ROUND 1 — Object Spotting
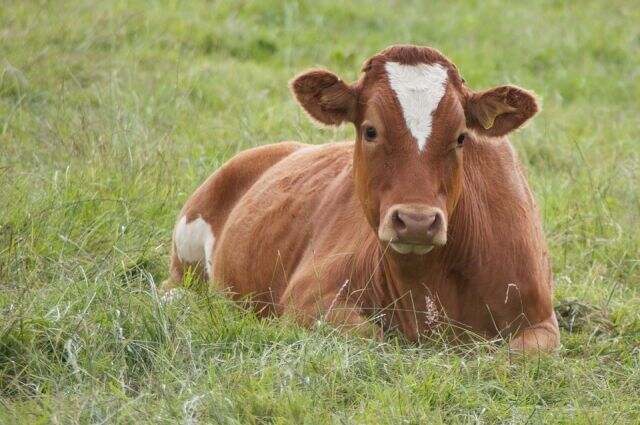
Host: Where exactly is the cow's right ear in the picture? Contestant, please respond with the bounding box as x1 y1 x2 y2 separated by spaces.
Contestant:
290 69 357 126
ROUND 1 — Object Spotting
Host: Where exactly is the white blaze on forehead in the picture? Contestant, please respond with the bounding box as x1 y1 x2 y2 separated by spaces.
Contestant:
174 215 215 278
384 61 449 152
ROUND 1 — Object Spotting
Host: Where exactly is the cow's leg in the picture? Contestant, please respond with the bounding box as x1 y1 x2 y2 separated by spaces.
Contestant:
284 301 381 339
321 303 383 339
281 277 381 339
508 312 560 353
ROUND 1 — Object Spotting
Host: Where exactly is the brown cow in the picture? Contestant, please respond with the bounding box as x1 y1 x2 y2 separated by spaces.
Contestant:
163 45 560 352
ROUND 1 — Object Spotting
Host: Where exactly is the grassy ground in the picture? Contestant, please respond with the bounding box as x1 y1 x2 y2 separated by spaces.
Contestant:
1 0 639 423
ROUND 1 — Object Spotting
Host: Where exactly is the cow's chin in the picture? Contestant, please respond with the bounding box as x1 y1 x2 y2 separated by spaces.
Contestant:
387 242 434 255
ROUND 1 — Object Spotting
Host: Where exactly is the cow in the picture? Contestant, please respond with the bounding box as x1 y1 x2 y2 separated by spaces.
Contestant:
163 45 560 352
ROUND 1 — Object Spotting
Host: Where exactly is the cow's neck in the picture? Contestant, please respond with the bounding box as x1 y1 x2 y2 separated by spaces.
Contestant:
347 224 452 339
356 178 491 339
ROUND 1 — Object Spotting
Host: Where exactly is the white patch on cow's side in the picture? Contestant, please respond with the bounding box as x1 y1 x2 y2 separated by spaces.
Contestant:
174 215 215 278
384 61 448 152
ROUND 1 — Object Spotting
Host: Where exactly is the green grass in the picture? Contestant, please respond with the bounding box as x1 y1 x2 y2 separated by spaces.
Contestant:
1 0 639 423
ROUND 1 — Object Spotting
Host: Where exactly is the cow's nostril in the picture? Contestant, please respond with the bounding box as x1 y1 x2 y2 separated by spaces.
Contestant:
392 210 407 233
428 213 441 233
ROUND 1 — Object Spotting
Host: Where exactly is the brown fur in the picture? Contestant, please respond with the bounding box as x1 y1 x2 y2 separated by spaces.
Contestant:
165 45 560 352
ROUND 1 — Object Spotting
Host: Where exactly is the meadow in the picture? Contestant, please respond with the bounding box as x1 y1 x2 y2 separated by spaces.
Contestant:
1 0 639 423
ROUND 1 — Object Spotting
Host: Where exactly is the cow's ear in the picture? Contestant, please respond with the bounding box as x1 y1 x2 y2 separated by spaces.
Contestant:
290 69 357 126
465 85 538 137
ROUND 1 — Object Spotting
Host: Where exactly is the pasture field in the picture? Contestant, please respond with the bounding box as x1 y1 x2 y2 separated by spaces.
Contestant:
1 0 639 423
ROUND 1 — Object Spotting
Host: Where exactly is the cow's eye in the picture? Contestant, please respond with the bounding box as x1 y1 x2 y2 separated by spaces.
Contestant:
364 126 378 141
457 133 466 146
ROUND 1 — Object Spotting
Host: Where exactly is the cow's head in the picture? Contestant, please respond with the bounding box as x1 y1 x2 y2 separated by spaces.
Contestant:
291 45 538 256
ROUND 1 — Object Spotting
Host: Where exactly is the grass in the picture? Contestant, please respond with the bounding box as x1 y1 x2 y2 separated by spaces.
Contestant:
1 0 639 423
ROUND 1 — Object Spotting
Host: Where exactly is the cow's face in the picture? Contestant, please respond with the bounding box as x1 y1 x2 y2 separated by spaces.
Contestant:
292 45 538 256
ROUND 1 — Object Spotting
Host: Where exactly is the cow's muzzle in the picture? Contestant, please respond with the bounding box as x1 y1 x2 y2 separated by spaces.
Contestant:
378 204 447 255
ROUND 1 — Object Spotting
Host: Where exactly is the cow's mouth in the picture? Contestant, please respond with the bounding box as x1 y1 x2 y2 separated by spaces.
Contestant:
388 241 434 255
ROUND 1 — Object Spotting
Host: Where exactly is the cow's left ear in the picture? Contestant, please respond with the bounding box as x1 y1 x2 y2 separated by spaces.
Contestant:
290 69 357 126
465 85 539 137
